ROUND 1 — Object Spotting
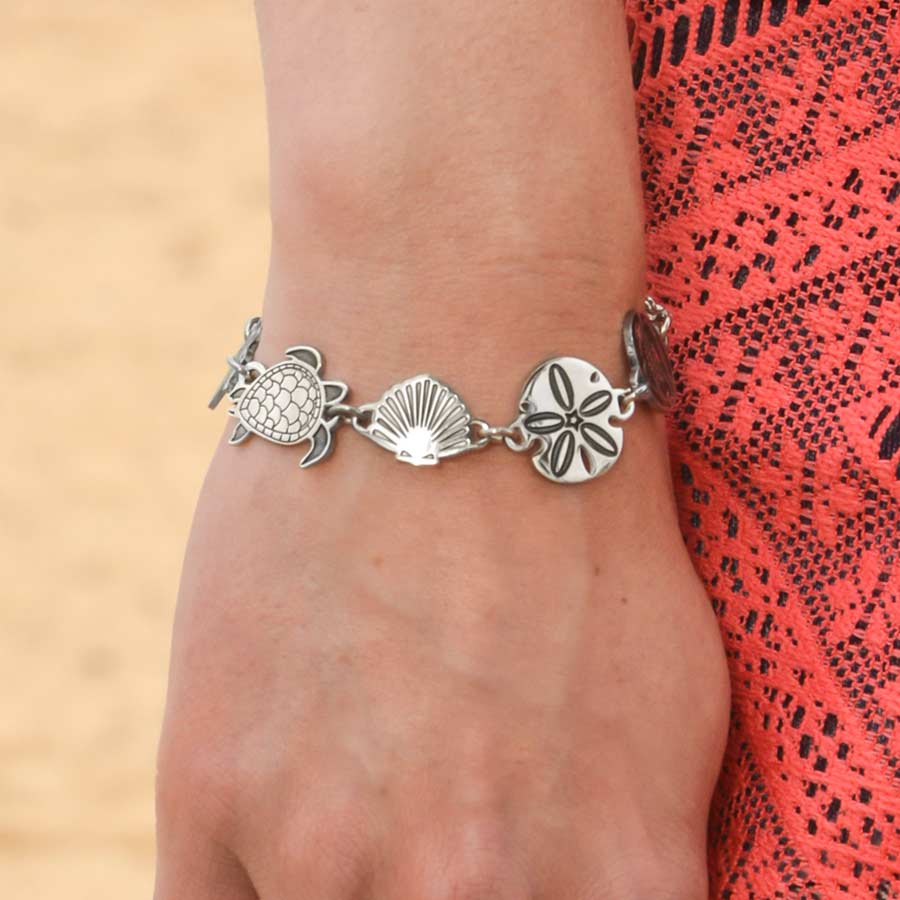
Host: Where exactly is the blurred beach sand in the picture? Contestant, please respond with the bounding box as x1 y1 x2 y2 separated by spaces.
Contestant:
1 3 268 895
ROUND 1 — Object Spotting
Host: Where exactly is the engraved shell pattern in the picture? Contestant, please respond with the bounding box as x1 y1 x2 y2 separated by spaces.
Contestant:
359 375 472 465
238 361 324 444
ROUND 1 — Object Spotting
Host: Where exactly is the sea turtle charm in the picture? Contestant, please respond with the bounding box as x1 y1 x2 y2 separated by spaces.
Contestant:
227 346 348 468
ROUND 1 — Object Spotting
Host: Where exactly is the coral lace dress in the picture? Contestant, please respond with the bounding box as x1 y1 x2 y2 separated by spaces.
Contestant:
628 0 900 895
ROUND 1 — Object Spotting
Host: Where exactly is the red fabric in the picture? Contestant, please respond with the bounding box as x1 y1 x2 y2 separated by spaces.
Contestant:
627 0 900 896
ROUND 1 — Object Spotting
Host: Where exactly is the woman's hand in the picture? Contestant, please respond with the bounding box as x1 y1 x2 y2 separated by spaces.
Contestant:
156 425 729 899
156 1 730 896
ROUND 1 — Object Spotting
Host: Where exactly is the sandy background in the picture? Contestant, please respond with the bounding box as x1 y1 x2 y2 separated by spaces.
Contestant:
1 2 268 895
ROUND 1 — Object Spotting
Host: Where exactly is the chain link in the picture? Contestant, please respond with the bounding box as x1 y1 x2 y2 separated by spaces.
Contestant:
469 419 534 453
329 402 369 424
614 387 639 420
644 295 671 339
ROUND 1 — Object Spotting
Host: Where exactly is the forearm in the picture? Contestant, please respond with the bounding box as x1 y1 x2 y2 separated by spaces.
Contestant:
255 0 647 418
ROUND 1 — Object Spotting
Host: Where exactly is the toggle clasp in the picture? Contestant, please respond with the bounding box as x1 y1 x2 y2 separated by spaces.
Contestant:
208 316 263 409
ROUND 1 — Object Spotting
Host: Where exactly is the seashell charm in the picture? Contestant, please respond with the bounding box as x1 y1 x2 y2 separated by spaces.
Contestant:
354 374 474 466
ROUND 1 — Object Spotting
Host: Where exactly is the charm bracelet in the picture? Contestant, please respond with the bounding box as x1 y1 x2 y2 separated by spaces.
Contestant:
208 297 677 485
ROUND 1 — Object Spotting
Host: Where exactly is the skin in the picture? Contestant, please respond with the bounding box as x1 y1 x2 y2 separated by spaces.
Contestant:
155 2 732 898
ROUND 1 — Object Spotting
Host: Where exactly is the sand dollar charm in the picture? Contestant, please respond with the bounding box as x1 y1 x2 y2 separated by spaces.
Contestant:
227 346 348 468
515 357 627 484
623 310 677 411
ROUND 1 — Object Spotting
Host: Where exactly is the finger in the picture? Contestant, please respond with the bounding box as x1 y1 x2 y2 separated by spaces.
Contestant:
531 822 709 900
243 793 375 900
154 751 258 900
377 817 531 900
155 834 258 900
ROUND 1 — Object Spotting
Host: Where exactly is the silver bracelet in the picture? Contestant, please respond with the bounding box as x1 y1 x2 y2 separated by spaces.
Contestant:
208 296 676 485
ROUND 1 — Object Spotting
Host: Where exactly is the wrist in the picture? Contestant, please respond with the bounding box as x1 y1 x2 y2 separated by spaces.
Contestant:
255 0 648 425
259 253 649 425
220 289 679 528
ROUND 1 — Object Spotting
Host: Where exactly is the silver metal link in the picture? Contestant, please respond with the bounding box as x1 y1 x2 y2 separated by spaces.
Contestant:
469 419 536 453
644 295 671 340
329 402 369 423
502 422 538 453
470 419 512 446
467 419 491 450
614 387 640 420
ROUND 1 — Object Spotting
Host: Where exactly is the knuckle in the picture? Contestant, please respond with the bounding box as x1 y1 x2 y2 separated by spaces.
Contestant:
573 844 708 900
422 869 513 900
155 739 240 831
274 797 371 890
410 817 527 900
